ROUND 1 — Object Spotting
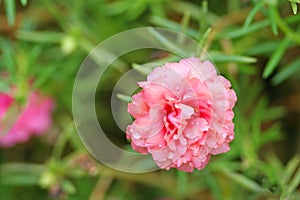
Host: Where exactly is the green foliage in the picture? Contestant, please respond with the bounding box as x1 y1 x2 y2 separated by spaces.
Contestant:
0 0 299 199
263 37 290 78
289 0 300 14
272 57 300 84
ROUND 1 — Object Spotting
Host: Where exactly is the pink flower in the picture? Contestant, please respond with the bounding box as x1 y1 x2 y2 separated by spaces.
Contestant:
126 57 237 172
0 90 54 148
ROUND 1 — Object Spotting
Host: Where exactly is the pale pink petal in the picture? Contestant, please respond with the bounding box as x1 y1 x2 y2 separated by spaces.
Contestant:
126 57 237 172
0 90 54 148
128 92 149 118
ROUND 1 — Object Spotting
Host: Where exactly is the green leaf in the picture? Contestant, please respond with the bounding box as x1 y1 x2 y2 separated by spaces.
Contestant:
273 6 300 45
149 0 166 18
225 14 300 39
245 41 280 56
257 124 282 148
170 0 218 23
0 173 41 186
286 167 300 195
150 16 199 39
263 37 290 78
281 156 300 198
291 2 298 14
0 39 16 75
104 0 129 16
289 0 300 14
272 58 300 85
132 63 153 75
116 93 131 103
16 30 64 43
20 0 27 6
208 52 257 63
0 163 44 186
262 106 286 121
33 63 58 88
4 0 16 26
0 163 44 174
243 0 265 29
226 20 270 39
281 156 300 185
223 170 269 193
126 0 147 20
147 27 189 57
267 4 278 35
199 0 208 34
199 28 211 47
62 179 77 195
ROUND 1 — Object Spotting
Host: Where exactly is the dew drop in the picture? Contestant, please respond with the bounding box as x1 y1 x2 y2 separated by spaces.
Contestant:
133 132 141 139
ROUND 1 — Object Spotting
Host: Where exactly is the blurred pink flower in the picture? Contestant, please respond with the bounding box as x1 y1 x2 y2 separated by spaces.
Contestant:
126 57 237 172
0 90 54 148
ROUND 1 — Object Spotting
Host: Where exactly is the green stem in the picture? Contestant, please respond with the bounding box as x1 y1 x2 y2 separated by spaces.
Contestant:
52 121 74 159
199 0 208 35
176 171 188 199
177 10 191 45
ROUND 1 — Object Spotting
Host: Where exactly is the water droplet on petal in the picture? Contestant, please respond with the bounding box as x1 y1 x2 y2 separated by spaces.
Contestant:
133 132 141 139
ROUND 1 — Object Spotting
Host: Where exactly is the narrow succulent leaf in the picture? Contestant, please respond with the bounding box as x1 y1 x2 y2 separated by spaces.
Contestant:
243 0 265 29
272 58 300 85
268 4 278 35
4 0 16 25
20 0 27 6
263 37 290 78
223 170 269 193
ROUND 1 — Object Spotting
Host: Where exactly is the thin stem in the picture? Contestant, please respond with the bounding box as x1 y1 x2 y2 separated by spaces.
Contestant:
176 171 188 199
89 174 114 200
52 120 74 159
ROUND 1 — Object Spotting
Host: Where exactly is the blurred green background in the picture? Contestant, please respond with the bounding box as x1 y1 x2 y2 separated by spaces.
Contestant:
0 0 300 199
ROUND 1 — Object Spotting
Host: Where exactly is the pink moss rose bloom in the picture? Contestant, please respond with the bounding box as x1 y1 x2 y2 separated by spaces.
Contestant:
126 57 237 172
0 90 54 148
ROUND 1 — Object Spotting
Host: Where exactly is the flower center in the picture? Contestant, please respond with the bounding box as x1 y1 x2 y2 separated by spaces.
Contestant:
163 99 195 142
163 102 179 130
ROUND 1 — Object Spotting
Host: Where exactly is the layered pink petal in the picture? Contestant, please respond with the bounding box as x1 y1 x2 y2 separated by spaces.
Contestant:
0 91 54 148
126 57 237 172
